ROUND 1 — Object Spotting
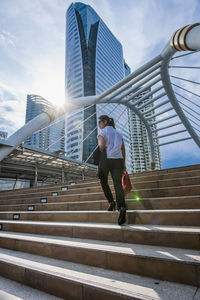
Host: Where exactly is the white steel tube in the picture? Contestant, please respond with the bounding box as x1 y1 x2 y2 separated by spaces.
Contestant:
185 25 200 50
0 113 51 161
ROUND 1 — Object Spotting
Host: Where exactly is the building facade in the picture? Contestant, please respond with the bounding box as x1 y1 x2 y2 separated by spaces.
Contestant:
24 94 65 152
128 89 162 172
0 131 8 139
65 2 133 171
123 64 162 172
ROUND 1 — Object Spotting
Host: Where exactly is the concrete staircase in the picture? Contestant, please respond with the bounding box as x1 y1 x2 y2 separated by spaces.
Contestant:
0 165 199 300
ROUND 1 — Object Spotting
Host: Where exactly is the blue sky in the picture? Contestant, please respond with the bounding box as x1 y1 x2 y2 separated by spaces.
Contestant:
0 0 199 168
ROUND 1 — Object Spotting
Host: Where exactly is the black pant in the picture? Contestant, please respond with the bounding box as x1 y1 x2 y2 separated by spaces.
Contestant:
99 159 126 210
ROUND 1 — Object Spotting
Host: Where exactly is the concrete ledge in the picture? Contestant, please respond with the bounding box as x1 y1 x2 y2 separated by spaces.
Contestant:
0 164 199 195
0 221 199 250
0 247 198 300
0 183 200 206
0 196 200 212
0 275 61 299
0 172 200 202
0 209 199 225
0 231 199 286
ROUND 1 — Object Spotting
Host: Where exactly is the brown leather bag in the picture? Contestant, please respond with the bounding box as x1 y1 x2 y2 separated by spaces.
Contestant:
122 171 132 195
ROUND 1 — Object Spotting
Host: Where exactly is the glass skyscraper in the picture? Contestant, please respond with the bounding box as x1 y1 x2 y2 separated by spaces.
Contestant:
65 2 133 171
128 90 162 172
24 95 65 152
123 65 162 172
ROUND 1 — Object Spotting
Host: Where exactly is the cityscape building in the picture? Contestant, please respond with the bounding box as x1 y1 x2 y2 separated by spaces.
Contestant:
124 66 162 172
24 94 65 152
65 2 133 171
0 131 8 139
128 91 162 172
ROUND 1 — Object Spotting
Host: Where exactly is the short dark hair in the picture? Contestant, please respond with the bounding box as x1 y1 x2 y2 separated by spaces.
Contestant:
99 115 115 128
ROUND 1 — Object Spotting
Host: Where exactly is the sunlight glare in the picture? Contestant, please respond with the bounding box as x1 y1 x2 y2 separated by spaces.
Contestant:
32 69 66 108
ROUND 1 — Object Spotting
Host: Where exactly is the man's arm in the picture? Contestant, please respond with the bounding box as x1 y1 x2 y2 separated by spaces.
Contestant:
98 135 106 152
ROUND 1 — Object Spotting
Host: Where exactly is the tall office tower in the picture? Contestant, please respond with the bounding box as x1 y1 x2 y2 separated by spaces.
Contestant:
124 64 162 172
24 95 65 152
0 131 8 139
65 2 133 171
128 90 162 172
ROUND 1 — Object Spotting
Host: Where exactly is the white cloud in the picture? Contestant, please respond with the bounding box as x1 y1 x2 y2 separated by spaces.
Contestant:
0 0 69 133
0 82 25 135
0 30 16 49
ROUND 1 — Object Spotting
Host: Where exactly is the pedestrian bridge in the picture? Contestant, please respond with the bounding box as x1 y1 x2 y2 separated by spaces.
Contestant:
0 23 200 186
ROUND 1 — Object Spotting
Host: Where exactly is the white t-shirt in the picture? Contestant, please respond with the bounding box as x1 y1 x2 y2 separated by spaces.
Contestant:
98 126 123 159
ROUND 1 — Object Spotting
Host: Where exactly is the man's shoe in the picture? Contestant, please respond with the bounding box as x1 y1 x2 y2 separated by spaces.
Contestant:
107 201 116 211
118 207 126 225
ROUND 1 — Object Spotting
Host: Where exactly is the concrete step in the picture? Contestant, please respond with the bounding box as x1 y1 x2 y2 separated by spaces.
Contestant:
131 184 200 198
132 176 200 189
0 195 200 212
0 178 98 195
0 220 199 250
127 209 200 226
0 209 199 226
0 165 199 198
133 164 200 176
131 169 200 182
0 275 62 299
0 183 200 206
0 180 102 199
127 196 200 210
0 248 198 300
0 191 107 205
0 200 105 212
0 185 104 201
1 174 199 201
0 232 199 286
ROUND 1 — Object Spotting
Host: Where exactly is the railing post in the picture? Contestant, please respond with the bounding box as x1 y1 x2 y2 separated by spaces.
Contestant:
62 165 65 183
34 165 38 187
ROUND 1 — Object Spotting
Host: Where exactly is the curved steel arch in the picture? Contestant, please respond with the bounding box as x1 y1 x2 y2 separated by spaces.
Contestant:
160 24 200 148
